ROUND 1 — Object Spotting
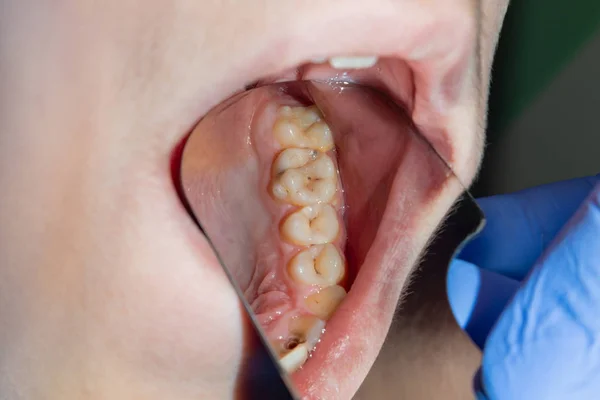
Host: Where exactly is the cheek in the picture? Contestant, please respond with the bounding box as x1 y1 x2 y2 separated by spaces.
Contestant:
88 245 245 391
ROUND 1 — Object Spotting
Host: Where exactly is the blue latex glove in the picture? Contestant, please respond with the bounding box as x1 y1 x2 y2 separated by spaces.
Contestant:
446 174 600 400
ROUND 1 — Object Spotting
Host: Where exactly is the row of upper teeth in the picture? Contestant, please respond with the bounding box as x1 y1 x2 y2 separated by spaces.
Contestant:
269 105 348 374
311 56 379 69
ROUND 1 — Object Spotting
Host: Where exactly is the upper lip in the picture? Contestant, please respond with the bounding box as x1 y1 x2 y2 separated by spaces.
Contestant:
184 4 476 398
210 1 472 116
196 2 474 181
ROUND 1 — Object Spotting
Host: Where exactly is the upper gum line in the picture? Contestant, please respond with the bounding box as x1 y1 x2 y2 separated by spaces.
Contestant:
263 104 348 374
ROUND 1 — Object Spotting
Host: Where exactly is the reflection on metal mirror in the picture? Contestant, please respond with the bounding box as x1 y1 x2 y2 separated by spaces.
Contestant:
179 81 484 399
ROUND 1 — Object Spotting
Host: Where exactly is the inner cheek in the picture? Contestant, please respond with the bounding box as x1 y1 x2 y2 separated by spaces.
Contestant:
318 92 412 284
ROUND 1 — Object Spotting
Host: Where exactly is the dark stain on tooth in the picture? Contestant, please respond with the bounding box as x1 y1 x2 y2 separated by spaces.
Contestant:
284 332 309 351
284 337 300 351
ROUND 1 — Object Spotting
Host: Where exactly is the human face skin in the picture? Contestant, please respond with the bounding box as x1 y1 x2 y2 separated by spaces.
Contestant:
0 1 509 399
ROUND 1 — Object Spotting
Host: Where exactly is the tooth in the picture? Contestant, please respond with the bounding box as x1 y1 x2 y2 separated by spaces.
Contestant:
273 106 334 152
329 56 378 69
272 316 324 359
271 148 337 206
289 315 326 351
270 338 289 357
280 204 339 246
288 244 344 286
276 316 326 373
279 343 309 374
305 285 347 321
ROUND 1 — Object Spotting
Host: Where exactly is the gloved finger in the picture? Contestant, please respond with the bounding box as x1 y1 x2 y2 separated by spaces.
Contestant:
459 174 599 280
446 259 520 349
479 183 600 400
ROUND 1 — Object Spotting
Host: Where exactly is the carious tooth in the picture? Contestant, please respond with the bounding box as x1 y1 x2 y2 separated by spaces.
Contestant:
271 315 324 360
328 56 378 69
305 285 347 321
271 148 337 206
288 244 344 286
289 314 326 351
281 204 339 246
270 338 289 357
274 106 334 152
279 343 309 374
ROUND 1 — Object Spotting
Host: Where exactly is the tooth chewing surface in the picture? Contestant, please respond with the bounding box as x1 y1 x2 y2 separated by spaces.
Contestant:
288 244 344 286
281 204 340 246
288 315 326 351
273 106 334 152
279 344 309 374
263 104 347 374
271 148 337 205
305 285 347 321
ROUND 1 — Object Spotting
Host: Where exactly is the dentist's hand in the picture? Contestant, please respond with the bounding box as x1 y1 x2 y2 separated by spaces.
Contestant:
447 174 600 400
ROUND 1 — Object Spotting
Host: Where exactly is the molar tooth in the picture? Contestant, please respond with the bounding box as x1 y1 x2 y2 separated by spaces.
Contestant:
279 343 309 374
271 149 337 206
273 106 334 152
280 204 339 246
288 244 344 286
329 56 378 69
305 285 347 321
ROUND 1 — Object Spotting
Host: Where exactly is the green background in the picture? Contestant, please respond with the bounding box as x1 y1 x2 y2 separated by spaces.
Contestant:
472 1 600 196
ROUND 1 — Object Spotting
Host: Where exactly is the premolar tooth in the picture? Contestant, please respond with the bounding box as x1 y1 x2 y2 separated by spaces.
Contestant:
289 315 326 351
271 148 337 206
279 344 309 374
270 338 289 358
273 106 334 152
288 244 344 286
281 204 339 246
305 285 347 320
329 56 378 69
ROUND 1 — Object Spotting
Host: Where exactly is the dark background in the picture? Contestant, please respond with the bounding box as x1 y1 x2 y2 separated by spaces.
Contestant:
472 1 600 197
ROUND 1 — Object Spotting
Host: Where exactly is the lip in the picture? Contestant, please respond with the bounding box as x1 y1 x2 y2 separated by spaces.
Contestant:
270 84 464 399
180 82 467 399
192 1 476 172
179 3 479 398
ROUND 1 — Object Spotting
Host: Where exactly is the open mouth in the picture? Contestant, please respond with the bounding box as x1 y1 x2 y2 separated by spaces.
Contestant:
179 55 470 398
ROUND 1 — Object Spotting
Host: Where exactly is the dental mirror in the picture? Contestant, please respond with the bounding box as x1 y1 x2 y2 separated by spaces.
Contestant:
179 80 484 399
